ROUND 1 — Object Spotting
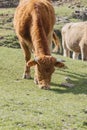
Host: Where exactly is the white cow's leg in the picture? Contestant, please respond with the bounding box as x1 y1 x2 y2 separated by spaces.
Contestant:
20 41 31 79
81 53 84 61
62 33 70 58
80 44 87 61
73 52 79 60
64 49 70 57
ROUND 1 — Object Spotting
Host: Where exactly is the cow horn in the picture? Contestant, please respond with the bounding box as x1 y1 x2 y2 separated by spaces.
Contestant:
34 57 39 62
57 59 65 62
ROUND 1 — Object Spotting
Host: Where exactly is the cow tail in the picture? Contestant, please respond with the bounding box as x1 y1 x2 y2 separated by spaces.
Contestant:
52 31 62 53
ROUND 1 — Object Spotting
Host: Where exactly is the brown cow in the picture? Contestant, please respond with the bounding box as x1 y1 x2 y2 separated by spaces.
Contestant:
14 0 65 89
62 22 87 61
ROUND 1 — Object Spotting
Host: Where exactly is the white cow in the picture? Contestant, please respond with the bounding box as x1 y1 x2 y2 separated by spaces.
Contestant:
62 22 87 61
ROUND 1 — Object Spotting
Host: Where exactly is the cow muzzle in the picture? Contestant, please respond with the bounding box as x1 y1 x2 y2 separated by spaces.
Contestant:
39 84 50 90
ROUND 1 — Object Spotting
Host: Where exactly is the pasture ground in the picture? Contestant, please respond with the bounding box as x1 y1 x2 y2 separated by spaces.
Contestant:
0 47 87 130
0 1 87 129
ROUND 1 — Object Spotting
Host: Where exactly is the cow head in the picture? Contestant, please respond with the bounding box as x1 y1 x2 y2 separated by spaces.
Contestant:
27 55 66 89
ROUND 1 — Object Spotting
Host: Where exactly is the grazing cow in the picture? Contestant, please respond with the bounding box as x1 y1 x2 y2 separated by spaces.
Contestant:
14 0 65 89
62 22 87 61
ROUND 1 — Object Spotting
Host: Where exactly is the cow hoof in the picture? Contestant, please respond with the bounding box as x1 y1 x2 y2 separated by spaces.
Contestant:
52 48 58 53
22 74 31 79
34 79 38 84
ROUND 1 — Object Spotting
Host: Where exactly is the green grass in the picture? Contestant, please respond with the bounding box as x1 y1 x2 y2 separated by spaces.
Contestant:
0 47 87 130
54 5 77 30
0 8 20 48
0 2 87 129
54 5 74 17
54 0 87 30
0 8 15 15
77 0 87 5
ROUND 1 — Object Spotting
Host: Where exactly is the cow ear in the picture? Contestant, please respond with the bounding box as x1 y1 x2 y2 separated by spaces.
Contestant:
27 60 37 67
54 61 65 68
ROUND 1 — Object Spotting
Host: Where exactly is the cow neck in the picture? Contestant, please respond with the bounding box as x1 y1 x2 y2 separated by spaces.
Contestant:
30 6 51 56
31 23 51 56
32 31 51 56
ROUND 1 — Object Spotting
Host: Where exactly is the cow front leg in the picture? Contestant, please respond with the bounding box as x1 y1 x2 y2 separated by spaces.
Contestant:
23 59 31 79
73 52 79 60
34 66 38 84
20 42 31 79
62 38 70 57
64 49 70 57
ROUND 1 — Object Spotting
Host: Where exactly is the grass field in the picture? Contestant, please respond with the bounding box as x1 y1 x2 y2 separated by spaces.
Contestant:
0 1 87 129
0 47 87 130
0 8 19 48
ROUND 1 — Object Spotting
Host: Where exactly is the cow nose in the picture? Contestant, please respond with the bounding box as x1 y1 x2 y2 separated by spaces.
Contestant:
39 85 50 90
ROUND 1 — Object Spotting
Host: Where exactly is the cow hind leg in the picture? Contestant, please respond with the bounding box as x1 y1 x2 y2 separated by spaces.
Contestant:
47 32 53 53
80 42 87 61
20 41 31 79
80 44 87 61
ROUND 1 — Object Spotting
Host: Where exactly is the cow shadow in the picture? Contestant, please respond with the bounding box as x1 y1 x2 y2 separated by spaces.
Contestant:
50 70 87 95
